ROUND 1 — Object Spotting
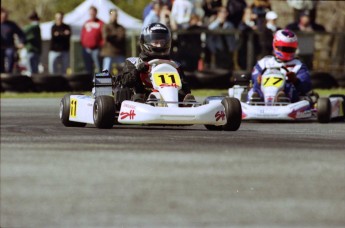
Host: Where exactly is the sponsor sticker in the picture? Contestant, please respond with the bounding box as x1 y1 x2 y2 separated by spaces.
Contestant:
215 111 225 121
120 110 136 120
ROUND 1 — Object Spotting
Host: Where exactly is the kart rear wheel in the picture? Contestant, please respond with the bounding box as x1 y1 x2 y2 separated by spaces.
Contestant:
60 94 87 127
317 97 331 123
93 95 115 129
222 97 242 131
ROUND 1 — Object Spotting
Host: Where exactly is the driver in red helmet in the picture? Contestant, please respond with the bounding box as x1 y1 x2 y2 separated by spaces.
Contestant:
118 22 194 102
249 29 312 102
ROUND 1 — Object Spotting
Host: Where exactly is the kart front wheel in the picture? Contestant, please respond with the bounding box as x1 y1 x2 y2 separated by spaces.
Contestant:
329 94 345 121
93 95 115 129
204 96 225 131
317 97 331 123
204 97 242 131
60 94 87 127
222 97 242 131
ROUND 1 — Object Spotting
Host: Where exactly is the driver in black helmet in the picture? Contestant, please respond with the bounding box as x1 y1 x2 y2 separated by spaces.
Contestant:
119 22 194 102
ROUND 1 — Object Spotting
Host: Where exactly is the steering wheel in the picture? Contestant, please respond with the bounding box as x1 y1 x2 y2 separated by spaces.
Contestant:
147 59 178 68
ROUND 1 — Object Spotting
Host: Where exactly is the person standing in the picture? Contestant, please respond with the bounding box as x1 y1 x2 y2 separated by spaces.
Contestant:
49 12 71 74
142 1 161 28
286 11 325 69
225 0 247 28
100 9 126 73
287 0 319 25
80 6 104 75
258 11 280 58
24 11 42 74
1 7 25 73
170 0 194 30
207 7 237 70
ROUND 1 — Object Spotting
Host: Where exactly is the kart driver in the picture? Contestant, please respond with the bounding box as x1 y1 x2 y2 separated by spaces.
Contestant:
118 22 195 103
249 29 312 102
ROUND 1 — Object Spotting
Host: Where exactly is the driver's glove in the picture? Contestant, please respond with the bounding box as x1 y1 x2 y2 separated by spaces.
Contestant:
257 74 262 84
137 62 149 73
286 72 298 84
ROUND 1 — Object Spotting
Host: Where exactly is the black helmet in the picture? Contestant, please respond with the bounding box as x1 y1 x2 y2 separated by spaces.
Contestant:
140 23 171 57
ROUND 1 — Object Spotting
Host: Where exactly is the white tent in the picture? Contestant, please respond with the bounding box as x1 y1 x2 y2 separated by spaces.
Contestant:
40 0 142 40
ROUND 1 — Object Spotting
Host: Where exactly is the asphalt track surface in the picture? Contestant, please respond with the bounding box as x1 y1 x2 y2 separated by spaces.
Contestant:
1 98 345 227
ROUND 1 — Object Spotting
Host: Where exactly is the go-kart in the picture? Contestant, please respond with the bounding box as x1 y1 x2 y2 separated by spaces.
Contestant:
228 67 344 123
60 59 242 130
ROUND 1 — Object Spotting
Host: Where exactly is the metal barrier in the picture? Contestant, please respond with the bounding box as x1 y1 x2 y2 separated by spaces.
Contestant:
39 30 344 86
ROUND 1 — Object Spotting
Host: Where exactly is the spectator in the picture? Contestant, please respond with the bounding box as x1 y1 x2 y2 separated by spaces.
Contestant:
170 0 194 30
80 6 104 75
286 11 325 32
24 11 42 75
49 12 71 74
177 14 204 71
258 11 280 57
1 7 25 73
237 7 261 70
287 0 319 24
143 0 156 21
100 9 126 73
143 1 161 28
286 11 325 69
160 3 172 29
202 0 222 24
250 0 271 31
192 0 205 21
207 6 237 70
225 0 247 28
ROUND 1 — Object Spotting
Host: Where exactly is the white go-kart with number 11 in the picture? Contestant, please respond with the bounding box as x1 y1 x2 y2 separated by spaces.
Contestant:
60 59 242 130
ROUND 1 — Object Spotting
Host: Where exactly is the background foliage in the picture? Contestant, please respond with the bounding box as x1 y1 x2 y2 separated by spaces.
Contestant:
1 0 151 26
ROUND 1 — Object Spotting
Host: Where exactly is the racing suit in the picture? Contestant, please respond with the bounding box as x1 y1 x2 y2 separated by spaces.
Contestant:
249 55 312 102
119 52 192 100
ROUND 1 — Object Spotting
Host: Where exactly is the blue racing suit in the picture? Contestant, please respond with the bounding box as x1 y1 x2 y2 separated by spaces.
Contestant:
249 55 312 102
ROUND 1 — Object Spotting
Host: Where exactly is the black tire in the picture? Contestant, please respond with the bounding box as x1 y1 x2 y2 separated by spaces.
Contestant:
317 97 331 123
221 97 242 131
194 69 231 89
204 97 242 131
311 72 339 89
31 74 69 92
93 96 115 129
1 73 34 92
204 124 223 131
64 73 93 91
59 94 87 127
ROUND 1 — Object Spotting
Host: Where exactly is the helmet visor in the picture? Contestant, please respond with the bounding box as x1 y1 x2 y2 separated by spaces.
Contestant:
144 33 170 47
275 46 296 53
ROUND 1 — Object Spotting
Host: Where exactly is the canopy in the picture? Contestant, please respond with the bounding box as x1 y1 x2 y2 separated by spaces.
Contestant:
40 0 142 40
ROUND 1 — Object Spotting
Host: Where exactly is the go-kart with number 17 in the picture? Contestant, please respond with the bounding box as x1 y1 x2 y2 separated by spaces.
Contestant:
228 67 344 123
60 59 242 130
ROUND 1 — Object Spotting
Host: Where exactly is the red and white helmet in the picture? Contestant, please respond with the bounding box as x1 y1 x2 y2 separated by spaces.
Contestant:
273 29 298 61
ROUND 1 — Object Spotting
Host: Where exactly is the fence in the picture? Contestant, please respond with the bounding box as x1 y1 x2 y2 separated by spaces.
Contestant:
33 30 345 88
